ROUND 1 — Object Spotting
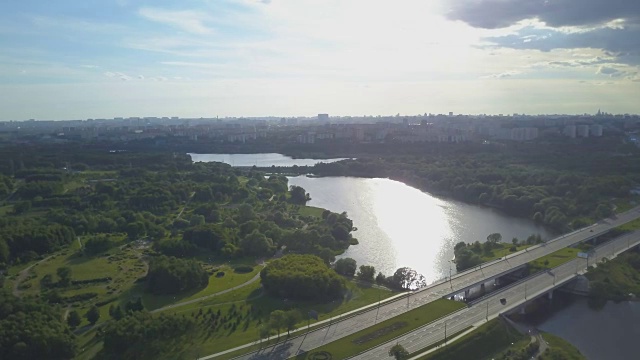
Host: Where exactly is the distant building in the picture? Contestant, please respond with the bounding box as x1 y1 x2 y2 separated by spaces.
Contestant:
318 114 329 121
510 127 539 141
590 124 603 137
448 112 454 117
563 125 576 138
576 125 590 138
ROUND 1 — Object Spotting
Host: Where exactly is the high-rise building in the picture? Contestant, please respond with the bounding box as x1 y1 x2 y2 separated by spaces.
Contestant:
318 114 329 121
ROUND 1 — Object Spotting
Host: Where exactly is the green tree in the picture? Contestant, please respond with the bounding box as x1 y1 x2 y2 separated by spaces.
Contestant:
487 233 502 244
67 310 81 329
284 309 302 336
357 265 376 282
86 305 100 325
56 267 72 287
389 344 409 360
335 257 357 276
269 310 285 339
289 185 310 205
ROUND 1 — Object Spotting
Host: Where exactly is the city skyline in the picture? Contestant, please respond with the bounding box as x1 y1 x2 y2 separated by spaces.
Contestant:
1 0 639 120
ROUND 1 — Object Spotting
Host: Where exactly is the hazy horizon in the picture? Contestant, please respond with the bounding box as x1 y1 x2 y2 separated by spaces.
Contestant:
1 0 639 120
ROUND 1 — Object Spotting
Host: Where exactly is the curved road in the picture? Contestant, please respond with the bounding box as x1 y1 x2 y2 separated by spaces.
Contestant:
211 206 640 360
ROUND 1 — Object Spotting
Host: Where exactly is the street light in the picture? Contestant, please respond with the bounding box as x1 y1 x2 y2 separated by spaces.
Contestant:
486 302 489 321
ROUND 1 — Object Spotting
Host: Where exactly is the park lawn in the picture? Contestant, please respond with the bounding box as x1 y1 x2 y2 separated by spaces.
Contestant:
141 264 263 311
480 244 531 262
529 247 579 272
421 318 526 360
296 205 325 218
17 243 146 327
173 281 396 357
540 332 585 360
297 299 465 360
0 204 11 216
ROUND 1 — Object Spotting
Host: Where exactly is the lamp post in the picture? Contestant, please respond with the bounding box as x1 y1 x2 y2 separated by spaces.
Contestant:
444 321 447 345
449 261 453 289
486 302 489 321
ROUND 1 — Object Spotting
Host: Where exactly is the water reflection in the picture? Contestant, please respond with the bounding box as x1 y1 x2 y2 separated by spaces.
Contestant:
188 153 348 167
288 176 553 283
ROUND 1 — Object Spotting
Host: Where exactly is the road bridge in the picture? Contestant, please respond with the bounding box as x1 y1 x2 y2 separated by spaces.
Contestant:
351 230 640 360
204 206 640 360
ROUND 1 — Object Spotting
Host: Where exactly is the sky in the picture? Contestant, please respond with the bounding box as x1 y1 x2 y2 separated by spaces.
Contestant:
1 0 639 120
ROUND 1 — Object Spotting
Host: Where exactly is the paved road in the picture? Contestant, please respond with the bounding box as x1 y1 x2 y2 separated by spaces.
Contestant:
208 206 640 360
357 230 640 360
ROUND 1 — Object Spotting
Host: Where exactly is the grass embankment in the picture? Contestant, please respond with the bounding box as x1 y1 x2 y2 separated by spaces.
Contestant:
75 279 396 359
585 252 640 303
295 299 465 360
617 217 640 232
539 332 585 360
420 318 527 360
529 247 579 272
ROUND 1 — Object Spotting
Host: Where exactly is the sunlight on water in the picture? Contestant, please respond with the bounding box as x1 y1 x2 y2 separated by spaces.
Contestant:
371 179 453 283
287 176 553 284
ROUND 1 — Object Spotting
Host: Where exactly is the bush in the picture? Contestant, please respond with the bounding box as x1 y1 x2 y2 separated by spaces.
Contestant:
234 265 254 274
260 255 345 301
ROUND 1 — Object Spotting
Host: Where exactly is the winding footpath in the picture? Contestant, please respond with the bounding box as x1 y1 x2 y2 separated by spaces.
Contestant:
151 269 264 313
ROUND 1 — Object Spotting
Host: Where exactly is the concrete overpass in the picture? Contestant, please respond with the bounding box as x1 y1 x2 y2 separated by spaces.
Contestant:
205 206 640 360
351 230 640 360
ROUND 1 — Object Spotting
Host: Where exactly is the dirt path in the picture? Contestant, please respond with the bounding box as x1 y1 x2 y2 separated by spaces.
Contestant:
12 255 53 297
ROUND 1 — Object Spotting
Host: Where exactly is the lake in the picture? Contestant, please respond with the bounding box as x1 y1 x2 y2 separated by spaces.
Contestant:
188 153 349 167
536 297 640 360
288 176 554 284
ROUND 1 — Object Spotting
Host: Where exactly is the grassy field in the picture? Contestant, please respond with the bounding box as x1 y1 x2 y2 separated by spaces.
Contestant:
539 332 585 360
295 299 466 360
141 264 263 310
156 280 396 357
421 318 527 360
296 205 325 218
529 247 579 272
480 243 531 263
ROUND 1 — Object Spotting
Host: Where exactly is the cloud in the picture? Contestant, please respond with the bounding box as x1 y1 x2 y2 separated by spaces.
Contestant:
138 7 214 34
597 65 623 76
138 75 145 80
104 71 132 81
447 0 640 29
483 25 640 66
81 65 100 69
480 70 522 79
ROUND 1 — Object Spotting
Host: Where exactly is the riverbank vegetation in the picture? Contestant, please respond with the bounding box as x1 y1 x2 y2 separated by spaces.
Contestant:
586 251 640 304
453 233 538 272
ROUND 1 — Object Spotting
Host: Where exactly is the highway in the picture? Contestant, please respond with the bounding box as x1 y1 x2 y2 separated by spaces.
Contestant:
354 229 640 360
207 206 640 360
